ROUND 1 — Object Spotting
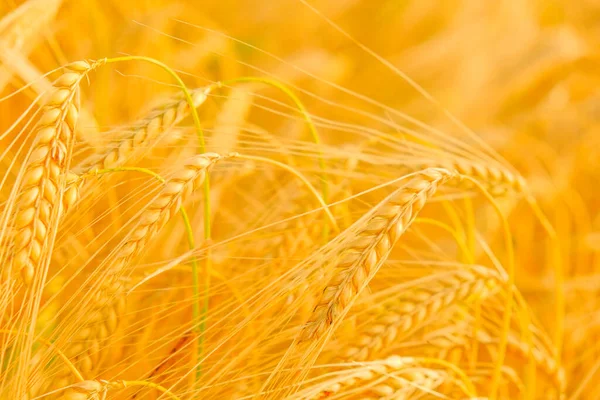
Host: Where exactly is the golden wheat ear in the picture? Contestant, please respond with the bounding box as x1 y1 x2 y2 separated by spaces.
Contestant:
11 60 101 286
299 168 457 342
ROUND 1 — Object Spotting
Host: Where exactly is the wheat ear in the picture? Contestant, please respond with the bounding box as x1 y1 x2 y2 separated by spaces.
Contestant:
12 60 100 285
75 87 212 174
341 266 501 362
300 168 457 342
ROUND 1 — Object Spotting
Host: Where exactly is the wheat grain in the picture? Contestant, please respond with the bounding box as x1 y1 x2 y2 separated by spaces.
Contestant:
299 168 457 342
11 60 101 285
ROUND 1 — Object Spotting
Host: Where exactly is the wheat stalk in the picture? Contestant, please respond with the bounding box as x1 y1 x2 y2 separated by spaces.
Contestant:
299 168 457 342
340 266 502 362
11 60 101 285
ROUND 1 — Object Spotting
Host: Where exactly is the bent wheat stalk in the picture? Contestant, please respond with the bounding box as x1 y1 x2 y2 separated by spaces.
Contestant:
11 60 101 285
300 168 458 342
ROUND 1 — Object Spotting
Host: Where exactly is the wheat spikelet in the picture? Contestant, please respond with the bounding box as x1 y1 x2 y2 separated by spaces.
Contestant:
75 87 212 174
11 60 101 285
51 152 230 388
300 168 457 342
439 159 525 195
340 266 502 362
475 296 564 393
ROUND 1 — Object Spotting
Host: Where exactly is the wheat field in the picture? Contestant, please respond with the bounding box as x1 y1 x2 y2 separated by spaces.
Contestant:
0 0 599 399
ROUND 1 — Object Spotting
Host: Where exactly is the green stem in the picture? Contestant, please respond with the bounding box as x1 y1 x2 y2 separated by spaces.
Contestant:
98 55 212 382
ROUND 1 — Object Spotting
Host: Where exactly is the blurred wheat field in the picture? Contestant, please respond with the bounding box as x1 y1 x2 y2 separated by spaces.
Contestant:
1 0 599 399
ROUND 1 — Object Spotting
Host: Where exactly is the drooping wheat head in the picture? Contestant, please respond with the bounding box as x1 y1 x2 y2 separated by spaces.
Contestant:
300 168 458 342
